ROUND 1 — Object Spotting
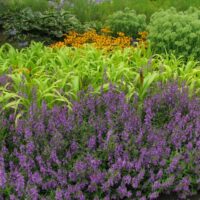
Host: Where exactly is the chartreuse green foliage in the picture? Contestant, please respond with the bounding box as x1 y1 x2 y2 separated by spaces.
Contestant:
148 8 200 60
106 8 146 37
0 43 200 112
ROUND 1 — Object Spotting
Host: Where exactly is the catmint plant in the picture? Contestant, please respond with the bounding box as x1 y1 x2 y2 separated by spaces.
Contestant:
0 83 200 199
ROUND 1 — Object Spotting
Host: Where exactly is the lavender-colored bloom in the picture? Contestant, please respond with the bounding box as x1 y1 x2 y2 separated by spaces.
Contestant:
64 191 71 199
197 140 200 149
70 140 78 152
106 129 113 142
69 171 77 182
0 155 6 188
90 172 105 184
86 155 101 170
159 159 166 166
140 197 147 200
26 141 35 154
135 161 142 171
149 192 159 199
132 177 139 189
76 192 85 200
156 169 163 179
31 172 42 184
75 161 87 172
167 155 181 173
12 171 25 196
0 83 200 199
117 185 132 198
88 136 96 149
88 183 97 192
136 191 142 197
9 195 17 200
17 154 27 168
138 169 145 181
55 189 63 200
0 75 12 86
28 187 38 200
25 128 32 139
122 175 131 185
104 196 110 200
50 150 61 165
0 166 6 188
186 142 193 150
152 181 161 190
175 177 190 192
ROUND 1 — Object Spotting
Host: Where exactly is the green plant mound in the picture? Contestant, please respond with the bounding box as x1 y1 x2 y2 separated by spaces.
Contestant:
1 8 82 40
106 8 146 37
148 7 200 60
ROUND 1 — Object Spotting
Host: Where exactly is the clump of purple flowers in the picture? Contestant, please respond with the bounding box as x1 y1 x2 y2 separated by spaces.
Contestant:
0 83 200 199
0 74 12 90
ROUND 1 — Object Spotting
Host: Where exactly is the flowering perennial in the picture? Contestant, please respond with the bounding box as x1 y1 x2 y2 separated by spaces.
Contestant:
0 83 200 199
50 29 147 50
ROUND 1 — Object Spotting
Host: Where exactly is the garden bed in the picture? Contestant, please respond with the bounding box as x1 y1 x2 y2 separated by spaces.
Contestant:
1 1 200 199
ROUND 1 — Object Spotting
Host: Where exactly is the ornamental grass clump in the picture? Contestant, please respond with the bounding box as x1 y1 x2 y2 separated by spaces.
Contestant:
0 83 200 199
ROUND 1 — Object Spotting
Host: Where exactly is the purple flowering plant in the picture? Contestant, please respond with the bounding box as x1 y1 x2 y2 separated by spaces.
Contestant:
0 82 200 199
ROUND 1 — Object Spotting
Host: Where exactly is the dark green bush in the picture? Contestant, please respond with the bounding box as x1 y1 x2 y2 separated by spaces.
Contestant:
105 8 146 37
2 8 82 40
148 7 200 59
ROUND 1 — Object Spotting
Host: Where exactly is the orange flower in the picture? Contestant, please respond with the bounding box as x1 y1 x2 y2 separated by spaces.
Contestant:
50 29 147 51
50 42 65 48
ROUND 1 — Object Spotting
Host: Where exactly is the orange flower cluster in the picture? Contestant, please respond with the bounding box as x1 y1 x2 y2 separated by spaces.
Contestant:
50 29 148 50
50 29 131 50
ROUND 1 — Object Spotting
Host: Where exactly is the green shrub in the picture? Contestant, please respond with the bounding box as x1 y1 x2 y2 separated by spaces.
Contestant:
2 8 82 39
106 8 146 37
148 7 200 59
